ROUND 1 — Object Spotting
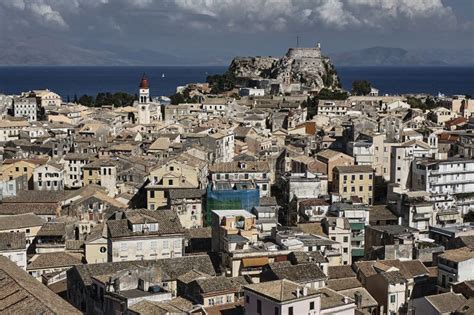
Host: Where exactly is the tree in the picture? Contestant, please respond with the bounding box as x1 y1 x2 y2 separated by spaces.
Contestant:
206 70 236 94
352 80 372 96
77 95 94 107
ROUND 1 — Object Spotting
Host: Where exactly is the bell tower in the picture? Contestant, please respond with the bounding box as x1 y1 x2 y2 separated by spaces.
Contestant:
138 74 151 124
139 73 150 104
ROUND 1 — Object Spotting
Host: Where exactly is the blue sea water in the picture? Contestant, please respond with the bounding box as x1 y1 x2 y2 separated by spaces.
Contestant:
0 66 472 98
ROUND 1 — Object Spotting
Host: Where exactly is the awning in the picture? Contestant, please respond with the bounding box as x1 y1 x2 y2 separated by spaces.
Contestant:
242 257 269 268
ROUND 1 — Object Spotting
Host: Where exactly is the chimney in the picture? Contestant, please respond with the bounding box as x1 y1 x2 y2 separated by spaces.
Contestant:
354 291 362 308
303 287 308 296
296 288 301 298
343 296 350 304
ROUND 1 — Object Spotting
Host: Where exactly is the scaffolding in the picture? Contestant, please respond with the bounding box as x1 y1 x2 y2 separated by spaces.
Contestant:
205 183 260 225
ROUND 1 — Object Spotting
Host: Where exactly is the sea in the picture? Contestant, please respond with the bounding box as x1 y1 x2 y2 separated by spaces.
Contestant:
0 66 472 99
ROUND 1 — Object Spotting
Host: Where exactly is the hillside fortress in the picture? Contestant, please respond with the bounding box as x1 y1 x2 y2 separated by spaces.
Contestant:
229 43 340 94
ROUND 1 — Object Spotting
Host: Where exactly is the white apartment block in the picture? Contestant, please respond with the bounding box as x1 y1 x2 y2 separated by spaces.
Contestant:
317 100 349 117
13 97 37 121
412 158 474 215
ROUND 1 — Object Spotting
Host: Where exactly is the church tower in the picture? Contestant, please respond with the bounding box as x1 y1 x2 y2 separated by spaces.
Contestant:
138 74 151 124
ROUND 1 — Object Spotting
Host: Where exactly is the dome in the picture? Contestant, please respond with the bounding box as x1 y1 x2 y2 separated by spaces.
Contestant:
139 74 149 89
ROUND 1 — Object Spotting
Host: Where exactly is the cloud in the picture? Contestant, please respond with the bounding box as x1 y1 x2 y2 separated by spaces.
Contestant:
29 1 68 28
171 0 457 31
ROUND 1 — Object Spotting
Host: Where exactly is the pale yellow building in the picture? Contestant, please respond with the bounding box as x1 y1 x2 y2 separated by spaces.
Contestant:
0 159 46 189
333 165 374 205
82 160 117 196
146 160 201 210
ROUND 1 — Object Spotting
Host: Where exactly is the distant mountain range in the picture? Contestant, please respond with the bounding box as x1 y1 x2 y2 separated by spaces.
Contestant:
1 38 473 67
0 36 201 66
330 46 474 66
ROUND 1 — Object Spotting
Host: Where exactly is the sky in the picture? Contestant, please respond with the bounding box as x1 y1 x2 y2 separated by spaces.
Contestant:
0 0 473 64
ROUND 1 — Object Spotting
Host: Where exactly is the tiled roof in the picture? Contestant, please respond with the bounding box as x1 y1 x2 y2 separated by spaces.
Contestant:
0 232 26 251
168 188 204 200
37 222 66 237
209 161 270 173
27 252 82 270
193 277 239 294
0 256 81 314
0 213 44 230
3 190 67 204
70 255 216 286
268 262 327 283
439 247 474 263
327 278 361 291
245 279 319 302
333 165 374 173
0 203 58 216
107 209 184 238
426 292 466 313
328 266 357 280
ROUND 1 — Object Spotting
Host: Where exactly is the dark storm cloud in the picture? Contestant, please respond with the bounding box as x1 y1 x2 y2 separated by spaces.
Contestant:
0 0 472 63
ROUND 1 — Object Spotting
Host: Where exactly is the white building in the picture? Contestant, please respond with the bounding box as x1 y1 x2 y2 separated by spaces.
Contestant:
0 232 27 270
411 158 474 215
317 100 349 117
437 247 474 291
33 162 64 191
13 96 37 121
107 209 185 262
240 88 265 97
244 280 356 315
347 141 374 166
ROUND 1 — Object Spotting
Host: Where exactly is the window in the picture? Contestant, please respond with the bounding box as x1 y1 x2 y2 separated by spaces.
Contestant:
257 299 262 314
137 242 143 251
216 174 221 180
289 306 294 315
274 307 279 315
310 301 315 310
150 191 155 198
343 175 347 181
351 175 355 181
390 294 396 303
359 186 363 192
343 247 348 253
351 187 355 192
163 240 169 249
227 295 233 303
168 179 173 185
359 174 363 180
343 236 348 242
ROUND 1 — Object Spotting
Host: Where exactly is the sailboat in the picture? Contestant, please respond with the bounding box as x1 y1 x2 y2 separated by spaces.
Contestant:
161 73 165 78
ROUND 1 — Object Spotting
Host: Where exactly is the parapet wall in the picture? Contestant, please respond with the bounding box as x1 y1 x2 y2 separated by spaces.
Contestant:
286 47 322 59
